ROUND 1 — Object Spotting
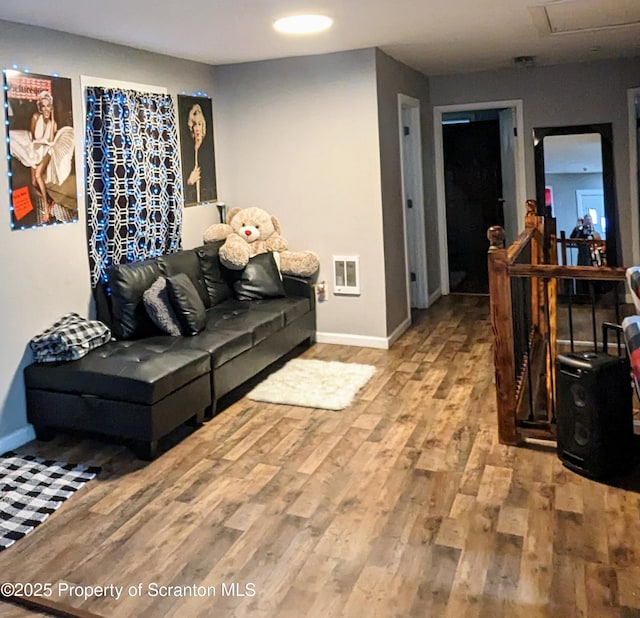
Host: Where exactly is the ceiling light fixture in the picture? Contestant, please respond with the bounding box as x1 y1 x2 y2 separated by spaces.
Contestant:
273 14 333 35
513 55 536 68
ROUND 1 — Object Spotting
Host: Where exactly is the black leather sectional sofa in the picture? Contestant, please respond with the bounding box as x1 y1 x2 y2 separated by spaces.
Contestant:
24 241 316 459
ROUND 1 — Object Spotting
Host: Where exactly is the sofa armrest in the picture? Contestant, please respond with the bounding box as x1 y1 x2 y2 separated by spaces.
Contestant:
282 275 316 309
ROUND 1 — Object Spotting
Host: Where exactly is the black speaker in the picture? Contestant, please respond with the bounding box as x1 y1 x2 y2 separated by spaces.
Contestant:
556 351 634 479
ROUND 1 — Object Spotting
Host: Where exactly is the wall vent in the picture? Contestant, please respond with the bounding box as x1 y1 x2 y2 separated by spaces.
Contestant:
333 255 360 295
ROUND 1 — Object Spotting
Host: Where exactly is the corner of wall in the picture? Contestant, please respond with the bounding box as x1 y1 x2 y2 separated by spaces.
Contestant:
0 425 35 455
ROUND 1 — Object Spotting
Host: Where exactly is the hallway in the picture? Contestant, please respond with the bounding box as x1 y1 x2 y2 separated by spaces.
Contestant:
3 295 640 617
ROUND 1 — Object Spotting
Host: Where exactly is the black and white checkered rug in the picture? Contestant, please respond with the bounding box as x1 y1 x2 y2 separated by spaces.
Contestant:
0 452 100 552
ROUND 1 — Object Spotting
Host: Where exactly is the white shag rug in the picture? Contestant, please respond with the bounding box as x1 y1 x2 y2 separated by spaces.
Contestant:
248 359 377 410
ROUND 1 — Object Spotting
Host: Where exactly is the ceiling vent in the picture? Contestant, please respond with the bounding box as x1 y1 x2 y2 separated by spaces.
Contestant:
530 0 640 35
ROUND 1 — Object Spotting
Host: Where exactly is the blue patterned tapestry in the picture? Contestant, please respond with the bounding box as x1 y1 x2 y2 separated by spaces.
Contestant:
85 88 183 289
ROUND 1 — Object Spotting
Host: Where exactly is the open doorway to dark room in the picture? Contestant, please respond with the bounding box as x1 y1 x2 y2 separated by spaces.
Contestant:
443 110 505 295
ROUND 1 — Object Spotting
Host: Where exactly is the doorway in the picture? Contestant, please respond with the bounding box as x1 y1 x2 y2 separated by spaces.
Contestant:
443 115 503 294
434 100 526 296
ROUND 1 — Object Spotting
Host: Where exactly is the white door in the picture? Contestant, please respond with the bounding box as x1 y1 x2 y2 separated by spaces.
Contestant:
398 95 428 309
402 107 419 306
576 189 606 237
499 108 518 244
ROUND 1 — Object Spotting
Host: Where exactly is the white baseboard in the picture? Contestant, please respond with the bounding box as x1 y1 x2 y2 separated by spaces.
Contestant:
387 317 411 347
428 288 442 306
0 424 35 455
315 331 389 349
316 314 415 350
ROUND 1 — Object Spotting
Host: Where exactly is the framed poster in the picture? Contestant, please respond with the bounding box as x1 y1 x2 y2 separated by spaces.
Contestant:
3 70 77 229
177 94 217 206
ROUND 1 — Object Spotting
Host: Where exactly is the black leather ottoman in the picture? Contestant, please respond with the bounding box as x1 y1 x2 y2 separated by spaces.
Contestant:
24 338 211 459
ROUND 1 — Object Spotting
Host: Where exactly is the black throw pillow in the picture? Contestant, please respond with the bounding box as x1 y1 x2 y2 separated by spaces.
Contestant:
165 273 207 335
195 242 233 307
107 259 163 339
233 252 286 301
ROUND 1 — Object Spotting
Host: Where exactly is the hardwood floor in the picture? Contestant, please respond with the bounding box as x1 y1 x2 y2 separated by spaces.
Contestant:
2 295 640 617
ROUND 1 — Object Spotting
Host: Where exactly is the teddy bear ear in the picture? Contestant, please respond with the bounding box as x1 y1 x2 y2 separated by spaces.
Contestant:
271 215 281 234
226 207 241 224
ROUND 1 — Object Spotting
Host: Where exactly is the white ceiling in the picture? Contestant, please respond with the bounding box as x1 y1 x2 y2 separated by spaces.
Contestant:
0 0 639 76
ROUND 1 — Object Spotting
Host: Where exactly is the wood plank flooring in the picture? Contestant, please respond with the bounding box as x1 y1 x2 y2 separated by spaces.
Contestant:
2 295 640 617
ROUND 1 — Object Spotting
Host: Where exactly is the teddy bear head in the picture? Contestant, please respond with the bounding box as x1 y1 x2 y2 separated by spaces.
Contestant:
227 206 280 244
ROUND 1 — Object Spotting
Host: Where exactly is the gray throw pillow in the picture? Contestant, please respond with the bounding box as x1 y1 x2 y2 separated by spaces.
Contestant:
143 276 182 336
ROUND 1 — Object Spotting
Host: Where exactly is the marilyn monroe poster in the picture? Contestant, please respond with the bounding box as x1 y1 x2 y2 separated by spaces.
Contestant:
4 70 77 229
177 95 217 206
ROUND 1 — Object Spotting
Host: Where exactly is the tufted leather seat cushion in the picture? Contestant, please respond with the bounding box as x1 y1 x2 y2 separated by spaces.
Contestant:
172 328 253 368
204 302 284 345
153 298 310 368
24 339 210 405
218 297 311 326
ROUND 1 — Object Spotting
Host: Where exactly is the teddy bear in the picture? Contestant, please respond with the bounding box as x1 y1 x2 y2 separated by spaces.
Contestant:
203 206 320 277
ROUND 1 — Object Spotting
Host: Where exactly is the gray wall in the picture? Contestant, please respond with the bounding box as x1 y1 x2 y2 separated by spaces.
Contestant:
375 50 435 335
213 49 389 343
430 57 640 265
0 20 219 450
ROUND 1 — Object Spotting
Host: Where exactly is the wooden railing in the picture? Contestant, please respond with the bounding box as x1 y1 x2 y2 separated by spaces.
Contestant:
556 229 608 268
488 200 627 444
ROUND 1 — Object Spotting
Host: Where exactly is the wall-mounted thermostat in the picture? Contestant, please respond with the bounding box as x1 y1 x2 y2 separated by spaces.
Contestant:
333 255 360 295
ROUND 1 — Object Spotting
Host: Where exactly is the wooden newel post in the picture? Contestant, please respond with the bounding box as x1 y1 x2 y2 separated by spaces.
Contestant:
488 225 505 250
525 199 537 230
529 199 545 333
542 215 558 422
487 225 520 445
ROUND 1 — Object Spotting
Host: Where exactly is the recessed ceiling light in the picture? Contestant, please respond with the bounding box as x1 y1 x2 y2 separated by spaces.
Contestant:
273 14 333 34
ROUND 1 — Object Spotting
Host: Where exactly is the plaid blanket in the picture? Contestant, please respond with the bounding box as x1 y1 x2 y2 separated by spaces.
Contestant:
626 267 640 314
0 452 100 551
623 315 640 393
30 312 111 363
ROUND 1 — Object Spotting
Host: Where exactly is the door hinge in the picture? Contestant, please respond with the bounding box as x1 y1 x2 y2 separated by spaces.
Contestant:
407 198 413 209
513 127 518 137
410 272 417 282
404 126 410 136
